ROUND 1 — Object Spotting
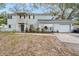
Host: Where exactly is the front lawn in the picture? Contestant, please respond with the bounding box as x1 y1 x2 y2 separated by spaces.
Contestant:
0 32 77 56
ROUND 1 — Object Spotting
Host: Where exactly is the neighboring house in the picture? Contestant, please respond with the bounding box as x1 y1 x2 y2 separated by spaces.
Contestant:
4 12 74 32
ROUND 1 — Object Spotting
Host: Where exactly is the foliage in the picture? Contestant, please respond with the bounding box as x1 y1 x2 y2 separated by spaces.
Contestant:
0 13 7 25
0 4 6 25
0 19 4 25
8 3 79 20
33 3 79 20
0 3 6 9
59 3 79 19
41 28 44 32
11 29 16 33
74 19 79 25
25 27 28 32
9 3 29 12
29 24 36 32
36 27 40 32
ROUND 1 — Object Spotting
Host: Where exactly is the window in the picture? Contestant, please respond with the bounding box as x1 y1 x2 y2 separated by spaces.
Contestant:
50 27 51 30
8 15 12 19
19 15 26 19
33 15 35 19
9 25 11 28
29 15 30 19
24 15 25 19
19 15 21 19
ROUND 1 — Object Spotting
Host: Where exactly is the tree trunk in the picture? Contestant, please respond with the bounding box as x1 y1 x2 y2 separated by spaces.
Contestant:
60 3 65 19
61 9 65 19
67 8 76 19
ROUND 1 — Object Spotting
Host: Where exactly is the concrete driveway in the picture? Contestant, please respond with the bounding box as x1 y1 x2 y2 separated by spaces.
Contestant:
55 33 79 44
70 33 79 38
55 33 79 51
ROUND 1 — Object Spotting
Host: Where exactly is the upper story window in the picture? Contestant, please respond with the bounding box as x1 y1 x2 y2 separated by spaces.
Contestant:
33 15 35 19
19 15 21 19
8 15 12 19
29 15 35 19
19 15 26 19
29 15 30 19
24 15 25 19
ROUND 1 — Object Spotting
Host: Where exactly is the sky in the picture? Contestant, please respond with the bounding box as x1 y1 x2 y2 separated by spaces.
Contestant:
0 3 52 13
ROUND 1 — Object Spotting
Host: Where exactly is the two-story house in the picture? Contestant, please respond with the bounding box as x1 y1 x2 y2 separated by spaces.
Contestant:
5 12 74 32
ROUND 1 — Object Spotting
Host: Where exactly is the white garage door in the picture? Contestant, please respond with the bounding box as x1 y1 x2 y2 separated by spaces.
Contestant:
58 25 70 32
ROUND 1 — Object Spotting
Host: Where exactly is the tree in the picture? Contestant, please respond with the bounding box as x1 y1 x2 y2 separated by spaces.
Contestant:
9 3 29 12
62 3 79 19
0 3 6 25
9 3 79 20
29 24 34 32
0 11 7 25
31 3 55 13
0 3 5 9
52 3 79 19
44 3 78 19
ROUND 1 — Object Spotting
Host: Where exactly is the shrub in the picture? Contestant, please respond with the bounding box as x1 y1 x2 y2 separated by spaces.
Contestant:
12 29 16 33
41 28 44 32
29 24 36 32
36 27 40 32
57 30 59 33
25 27 28 32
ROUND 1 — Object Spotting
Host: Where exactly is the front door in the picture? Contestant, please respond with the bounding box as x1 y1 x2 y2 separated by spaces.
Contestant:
21 23 24 32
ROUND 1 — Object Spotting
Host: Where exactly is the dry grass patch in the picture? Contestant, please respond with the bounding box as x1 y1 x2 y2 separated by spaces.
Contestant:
0 33 77 56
